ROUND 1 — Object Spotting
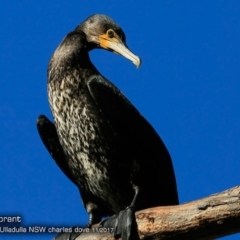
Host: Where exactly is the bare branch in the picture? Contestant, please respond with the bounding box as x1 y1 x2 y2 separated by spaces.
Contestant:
75 186 240 239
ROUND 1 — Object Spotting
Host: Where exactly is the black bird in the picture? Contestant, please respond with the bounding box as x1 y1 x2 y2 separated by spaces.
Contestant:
37 14 178 240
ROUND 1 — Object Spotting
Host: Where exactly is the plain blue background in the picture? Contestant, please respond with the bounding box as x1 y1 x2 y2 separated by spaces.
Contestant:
1 1 240 239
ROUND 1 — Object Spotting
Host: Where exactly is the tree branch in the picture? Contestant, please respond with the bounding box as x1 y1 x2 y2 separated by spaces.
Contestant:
75 186 240 239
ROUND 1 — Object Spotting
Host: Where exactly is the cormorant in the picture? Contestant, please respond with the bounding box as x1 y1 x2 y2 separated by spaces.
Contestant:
37 14 178 240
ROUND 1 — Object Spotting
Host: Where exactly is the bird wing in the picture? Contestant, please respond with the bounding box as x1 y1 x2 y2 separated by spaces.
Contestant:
37 115 78 186
87 75 178 205
87 75 171 163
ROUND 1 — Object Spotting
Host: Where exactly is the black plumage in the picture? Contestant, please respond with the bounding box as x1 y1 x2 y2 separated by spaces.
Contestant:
37 14 178 239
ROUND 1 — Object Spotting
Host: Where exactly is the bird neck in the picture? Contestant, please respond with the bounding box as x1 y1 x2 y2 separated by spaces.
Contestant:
48 31 99 86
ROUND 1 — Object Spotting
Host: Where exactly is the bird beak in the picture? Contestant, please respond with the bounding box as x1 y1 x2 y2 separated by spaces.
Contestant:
99 34 141 68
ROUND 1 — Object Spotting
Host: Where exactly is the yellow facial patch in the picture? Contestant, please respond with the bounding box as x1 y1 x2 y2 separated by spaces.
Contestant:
99 33 120 49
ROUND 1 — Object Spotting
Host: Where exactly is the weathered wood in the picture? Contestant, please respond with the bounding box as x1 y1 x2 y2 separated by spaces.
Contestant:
75 186 240 239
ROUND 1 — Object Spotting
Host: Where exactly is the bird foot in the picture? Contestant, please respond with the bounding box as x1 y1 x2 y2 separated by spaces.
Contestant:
100 207 139 240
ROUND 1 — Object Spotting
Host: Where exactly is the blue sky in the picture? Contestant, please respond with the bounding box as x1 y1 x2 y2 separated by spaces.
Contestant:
1 1 240 239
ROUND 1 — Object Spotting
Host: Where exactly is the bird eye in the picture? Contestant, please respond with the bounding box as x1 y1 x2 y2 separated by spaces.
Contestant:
107 30 114 38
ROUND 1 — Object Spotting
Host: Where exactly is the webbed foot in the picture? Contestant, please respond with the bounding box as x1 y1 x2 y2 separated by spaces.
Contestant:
101 186 140 240
101 206 139 240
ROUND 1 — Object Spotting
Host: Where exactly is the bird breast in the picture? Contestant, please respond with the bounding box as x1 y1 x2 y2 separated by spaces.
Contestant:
48 77 115 193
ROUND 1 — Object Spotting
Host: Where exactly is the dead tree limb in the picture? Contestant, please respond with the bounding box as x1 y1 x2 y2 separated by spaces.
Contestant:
75 186 240 239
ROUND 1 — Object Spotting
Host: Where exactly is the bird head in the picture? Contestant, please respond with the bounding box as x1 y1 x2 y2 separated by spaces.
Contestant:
76 14 141 68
